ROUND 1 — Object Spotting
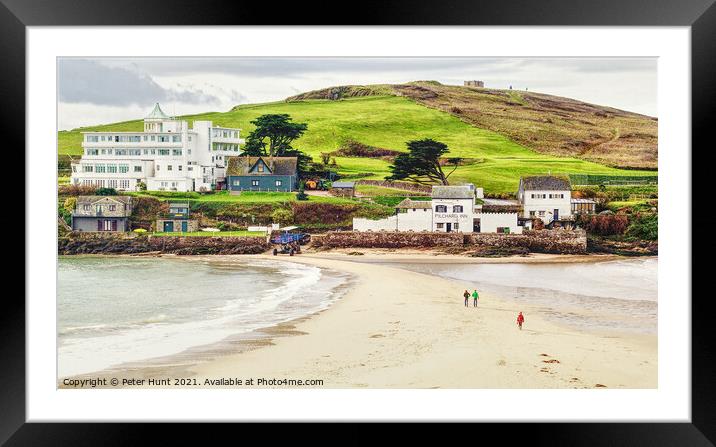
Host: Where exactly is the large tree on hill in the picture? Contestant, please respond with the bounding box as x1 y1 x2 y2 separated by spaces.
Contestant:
386 139 461 185
244 114 308 157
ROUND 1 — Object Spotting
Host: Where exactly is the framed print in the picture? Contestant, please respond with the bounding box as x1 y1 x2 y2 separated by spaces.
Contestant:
5 0 713 442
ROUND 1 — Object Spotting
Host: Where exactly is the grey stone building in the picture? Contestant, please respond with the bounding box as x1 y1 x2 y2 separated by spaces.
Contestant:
71 196 133 232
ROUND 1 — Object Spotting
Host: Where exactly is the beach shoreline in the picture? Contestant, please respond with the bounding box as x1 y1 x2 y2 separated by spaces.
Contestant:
59 251 657 389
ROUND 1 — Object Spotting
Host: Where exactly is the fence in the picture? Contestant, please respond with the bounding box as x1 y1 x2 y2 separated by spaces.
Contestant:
569 174 658 186
355 179 431 194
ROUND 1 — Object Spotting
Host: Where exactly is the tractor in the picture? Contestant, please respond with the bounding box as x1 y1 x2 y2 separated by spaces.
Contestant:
270 226 310 256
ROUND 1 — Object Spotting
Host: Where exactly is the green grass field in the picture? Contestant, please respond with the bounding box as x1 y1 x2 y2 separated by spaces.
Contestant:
59 95 657 194
125 190 356 205
151 231 265 237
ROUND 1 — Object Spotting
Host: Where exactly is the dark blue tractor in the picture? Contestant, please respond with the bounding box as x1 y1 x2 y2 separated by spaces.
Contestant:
270 227 309 256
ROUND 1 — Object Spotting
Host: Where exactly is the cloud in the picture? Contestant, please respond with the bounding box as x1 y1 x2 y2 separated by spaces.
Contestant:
58 59 223 107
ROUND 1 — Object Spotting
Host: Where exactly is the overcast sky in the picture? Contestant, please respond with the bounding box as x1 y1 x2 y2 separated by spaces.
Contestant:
57 57 657 130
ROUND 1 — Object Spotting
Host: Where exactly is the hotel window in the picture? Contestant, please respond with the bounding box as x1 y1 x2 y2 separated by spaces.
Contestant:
83 204 90 211
158 149 170 155
119 165 129 173
539 211 545 217
107 165 117 173
252 180 260 186
86 148 99 156
275 180 282 186
454 223 459 230
120 180 130 190
86 135 99 142
172 135 181 142
187 166 193 171
95 164 106 173
82 165 93 173
435 205 447 213
134 166 142 172
114 149 127 156
108 205 116 211
178 165 183 171
172 149 182 156
167 165 173 171
151 136 156 141
234 131 238 138
531 194 535 199
143 136 148 141
529 211 536 217
71 165 77 173
453 205 463 213
436 223 444 229
156 165 160 171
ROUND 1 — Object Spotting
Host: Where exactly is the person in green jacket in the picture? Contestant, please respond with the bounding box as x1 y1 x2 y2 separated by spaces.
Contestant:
472 289 479 307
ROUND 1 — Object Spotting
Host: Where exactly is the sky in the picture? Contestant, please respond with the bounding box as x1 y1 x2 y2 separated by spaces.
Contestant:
57 57 657 130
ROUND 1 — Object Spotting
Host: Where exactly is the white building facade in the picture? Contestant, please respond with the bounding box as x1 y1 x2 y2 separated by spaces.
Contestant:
70 103 244 192
353 184 523 234
517 176 573 225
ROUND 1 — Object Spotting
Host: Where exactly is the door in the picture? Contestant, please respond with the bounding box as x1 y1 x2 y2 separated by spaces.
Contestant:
181 221 188 232
446 223 452 232
164 221 174 232
553 209 559 221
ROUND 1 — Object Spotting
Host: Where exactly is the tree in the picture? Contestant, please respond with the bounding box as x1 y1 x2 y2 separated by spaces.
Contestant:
246 114 308 158
386 139 461 185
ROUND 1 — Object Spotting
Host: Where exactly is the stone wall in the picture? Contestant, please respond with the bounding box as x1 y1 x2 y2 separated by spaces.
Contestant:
464 229 587 254
311 229 586 254
311 231 464 249
58 232 270 255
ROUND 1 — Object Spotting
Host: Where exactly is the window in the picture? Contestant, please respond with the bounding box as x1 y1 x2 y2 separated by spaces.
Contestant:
187 166 193 171
95 164 106 173
257 164 265 172
275 180 282 186
453 205 463 213
114 149 127 156
454 223 459 230
86 135 99 142
233 180 240 186
178 165 183 171
436 223 444 229
86 148 99 156
172 135 181 142
531 194 535 199
156 165 160 171
83 165 93 173
172 149 182 156
83 204 90 211
119 165 129 173
119 180 130 190
106 164 117 173
435 205 447 213
252 180 260 186
529 211 536 217
539 211 545 217
134 166 142 172
167 165 173 171
158 149 170 156
108 205 116 211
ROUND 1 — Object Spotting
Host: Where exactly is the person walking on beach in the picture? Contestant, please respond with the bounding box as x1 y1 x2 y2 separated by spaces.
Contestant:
463 290 470 307
517 312 525 330
472 289 479 307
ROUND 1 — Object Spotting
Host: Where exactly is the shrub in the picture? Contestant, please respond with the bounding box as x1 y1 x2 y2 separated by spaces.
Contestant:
95 187 118 196
133 228 147 233
58 184 98 196
137 181 147 191
271 208 294 225
625 214 658 240
296 184 309 201
581 214 629 236
332 139 401 158
63 197 77 214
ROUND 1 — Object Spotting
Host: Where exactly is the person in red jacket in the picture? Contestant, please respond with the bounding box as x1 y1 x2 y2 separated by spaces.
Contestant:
517 312 525 330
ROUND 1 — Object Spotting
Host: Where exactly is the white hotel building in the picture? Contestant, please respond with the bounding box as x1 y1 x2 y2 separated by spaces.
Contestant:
70 103 244 192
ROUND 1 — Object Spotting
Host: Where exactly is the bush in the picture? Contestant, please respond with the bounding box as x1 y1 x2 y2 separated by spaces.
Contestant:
96 187 118 196
137 181 147 191
63 197 77 214
580 214 629 236
625 214 658 240
296 184 309 201
133 228 147 233
271 208 294 226
58 184 98 196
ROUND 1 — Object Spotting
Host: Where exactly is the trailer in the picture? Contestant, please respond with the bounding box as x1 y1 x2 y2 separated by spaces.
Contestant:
270 226 309 256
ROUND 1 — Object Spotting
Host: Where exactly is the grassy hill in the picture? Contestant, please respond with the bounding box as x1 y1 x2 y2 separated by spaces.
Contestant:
58 82 657 194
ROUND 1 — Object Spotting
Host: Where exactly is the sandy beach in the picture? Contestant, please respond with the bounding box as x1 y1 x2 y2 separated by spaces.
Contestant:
172 252 656 389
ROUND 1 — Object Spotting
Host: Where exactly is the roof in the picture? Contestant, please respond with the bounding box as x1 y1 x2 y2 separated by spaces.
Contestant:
481 204 523 214
396 198 432 209
145 103 172 120
571 198 597 204
226 156 298 176
431 185 475 199
482 198 520 206
76 195 132 205
520 175 571 191
331 182 355 188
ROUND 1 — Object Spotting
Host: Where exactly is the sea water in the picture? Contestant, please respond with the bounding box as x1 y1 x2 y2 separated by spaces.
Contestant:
58 256 349 377
380 258 658 335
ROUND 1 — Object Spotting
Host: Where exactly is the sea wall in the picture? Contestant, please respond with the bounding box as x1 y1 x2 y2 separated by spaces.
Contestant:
311 229 587 254
58 233 270 255
311 231 464 248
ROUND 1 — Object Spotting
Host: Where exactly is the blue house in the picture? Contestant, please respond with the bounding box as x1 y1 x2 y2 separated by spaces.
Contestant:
226 156 298 192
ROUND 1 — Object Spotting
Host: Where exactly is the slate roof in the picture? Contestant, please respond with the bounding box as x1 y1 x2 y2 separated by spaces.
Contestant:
395 198 432 209
431 185 475 199
331 182 355 188
76 195 133 205
520 175 571 191
226 156 298 176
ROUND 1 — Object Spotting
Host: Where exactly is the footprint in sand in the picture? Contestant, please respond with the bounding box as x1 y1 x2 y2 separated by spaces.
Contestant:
497 359 507 366
542 359 561 364
539 353 550 357
594 384 608 388
369 334 385 338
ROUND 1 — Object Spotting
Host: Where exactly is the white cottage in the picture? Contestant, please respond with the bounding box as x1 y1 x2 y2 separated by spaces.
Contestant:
517 175 573 227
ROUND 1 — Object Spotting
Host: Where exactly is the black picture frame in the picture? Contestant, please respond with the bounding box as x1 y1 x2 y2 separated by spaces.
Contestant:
4 0 710 443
